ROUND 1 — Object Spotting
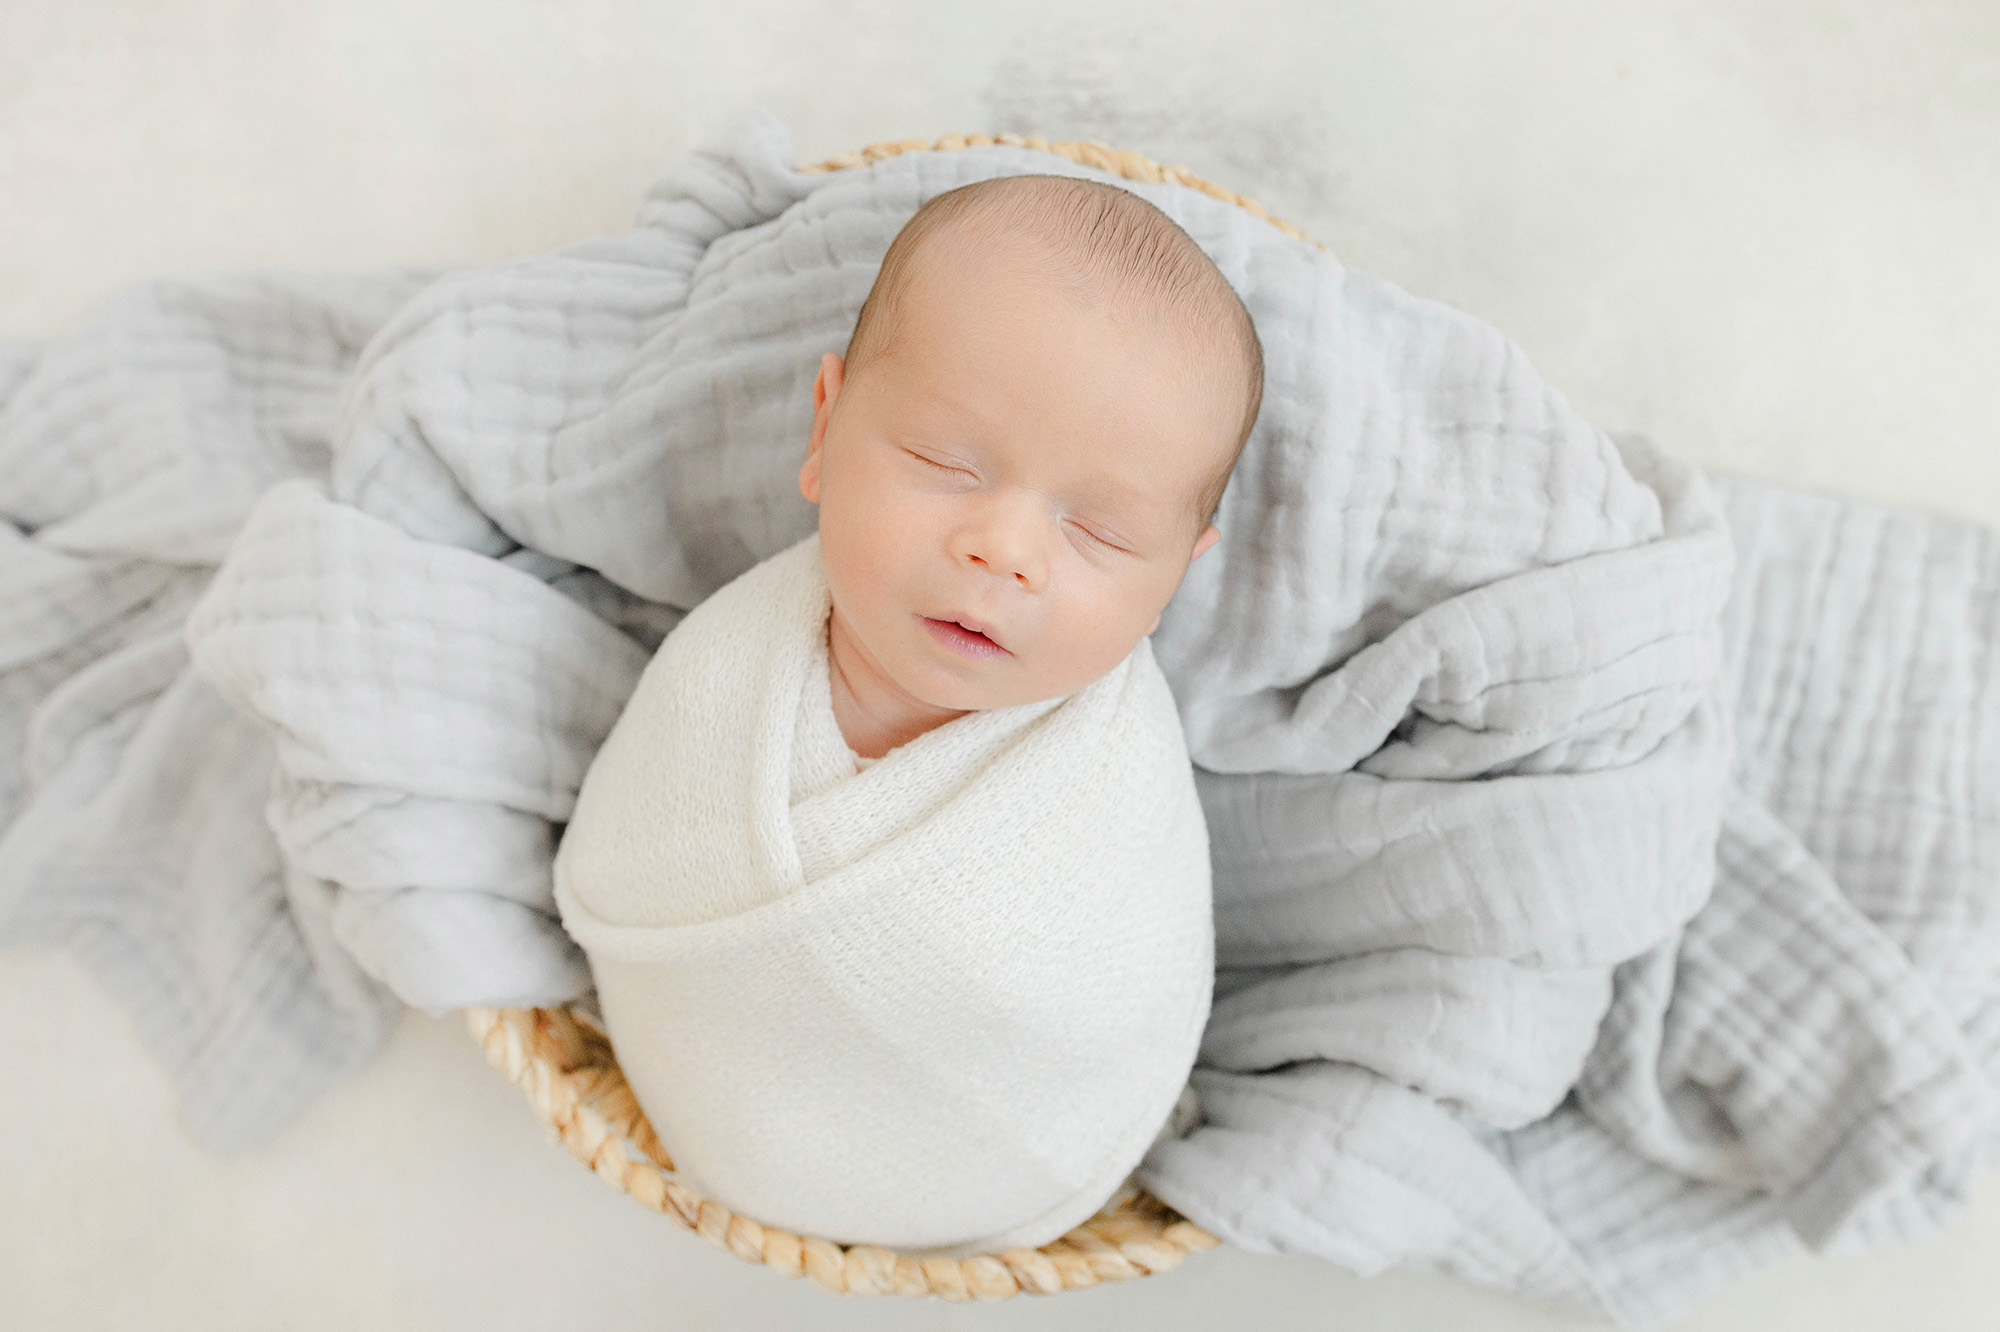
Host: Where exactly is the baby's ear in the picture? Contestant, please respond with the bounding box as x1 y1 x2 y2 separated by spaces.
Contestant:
802 353 846 504
814 351 845 414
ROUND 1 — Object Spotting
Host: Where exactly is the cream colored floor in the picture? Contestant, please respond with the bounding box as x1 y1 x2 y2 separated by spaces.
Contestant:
3 3 1997 1329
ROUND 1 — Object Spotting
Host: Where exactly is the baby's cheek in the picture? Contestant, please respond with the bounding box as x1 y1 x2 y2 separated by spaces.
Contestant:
823 481 901 583
1042 594 1147 690
831 491 933 645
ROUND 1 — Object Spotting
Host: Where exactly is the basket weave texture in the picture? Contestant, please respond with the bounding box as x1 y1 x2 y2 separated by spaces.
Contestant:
467 130 1313 1300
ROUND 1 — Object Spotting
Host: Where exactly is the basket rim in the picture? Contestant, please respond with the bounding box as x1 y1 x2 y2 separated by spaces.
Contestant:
796 129 1324 248
467 1005 1221 1300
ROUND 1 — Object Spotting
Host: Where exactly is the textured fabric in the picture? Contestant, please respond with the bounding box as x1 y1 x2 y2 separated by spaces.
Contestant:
552 531 1213 1255
0 108 1995 1325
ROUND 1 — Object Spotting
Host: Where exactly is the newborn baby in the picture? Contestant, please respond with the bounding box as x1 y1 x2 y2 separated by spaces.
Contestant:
553 171 1263 1256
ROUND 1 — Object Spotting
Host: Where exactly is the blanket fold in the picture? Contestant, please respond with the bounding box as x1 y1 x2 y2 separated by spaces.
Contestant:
4 108 1997 1326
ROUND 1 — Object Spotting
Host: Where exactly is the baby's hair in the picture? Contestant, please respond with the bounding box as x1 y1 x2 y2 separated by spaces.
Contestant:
843 173 1264 532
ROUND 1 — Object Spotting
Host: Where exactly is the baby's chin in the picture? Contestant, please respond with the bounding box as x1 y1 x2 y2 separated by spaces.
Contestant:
896 666 1024 714
884 643 1024 709
896 651 1107 714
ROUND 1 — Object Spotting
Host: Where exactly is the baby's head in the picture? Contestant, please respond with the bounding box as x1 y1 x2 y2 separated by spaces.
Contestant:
799 172 1263 716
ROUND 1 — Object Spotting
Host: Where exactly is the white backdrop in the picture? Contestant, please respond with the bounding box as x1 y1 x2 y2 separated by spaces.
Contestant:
4 2 1998 1329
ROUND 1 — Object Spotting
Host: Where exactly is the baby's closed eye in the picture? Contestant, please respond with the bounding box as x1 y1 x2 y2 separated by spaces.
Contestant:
1068 521 1130 554
905 448 974 479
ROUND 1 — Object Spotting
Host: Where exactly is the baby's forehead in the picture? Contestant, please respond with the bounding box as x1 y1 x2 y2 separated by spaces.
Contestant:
902 238 1242 406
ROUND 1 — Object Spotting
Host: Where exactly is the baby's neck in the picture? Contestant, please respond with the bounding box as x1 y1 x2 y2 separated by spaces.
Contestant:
826 607 968 760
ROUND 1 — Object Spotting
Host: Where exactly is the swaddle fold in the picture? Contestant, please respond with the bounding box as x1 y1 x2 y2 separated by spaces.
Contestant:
552 532 1214 1255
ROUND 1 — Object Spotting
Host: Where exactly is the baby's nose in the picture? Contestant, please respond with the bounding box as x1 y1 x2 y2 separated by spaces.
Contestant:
968 550 1033 588
958 505 1047 590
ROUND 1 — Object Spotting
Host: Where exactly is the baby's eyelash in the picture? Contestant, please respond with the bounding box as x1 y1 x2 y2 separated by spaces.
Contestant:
907 450 962 473
1072 522 1129 553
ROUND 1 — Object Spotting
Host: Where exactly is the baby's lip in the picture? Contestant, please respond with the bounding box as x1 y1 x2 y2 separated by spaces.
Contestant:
922 611 1009 654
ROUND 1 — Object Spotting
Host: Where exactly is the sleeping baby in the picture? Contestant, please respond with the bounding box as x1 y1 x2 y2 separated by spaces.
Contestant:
551 172 1263 1256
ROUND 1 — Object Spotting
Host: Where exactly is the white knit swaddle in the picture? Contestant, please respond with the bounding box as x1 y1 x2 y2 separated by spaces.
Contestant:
551 533 1214 1255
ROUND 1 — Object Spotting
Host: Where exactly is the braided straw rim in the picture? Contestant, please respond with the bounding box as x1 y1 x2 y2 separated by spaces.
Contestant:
467 1006 1221 1299
464 131 1320 1300
798 130 1325 249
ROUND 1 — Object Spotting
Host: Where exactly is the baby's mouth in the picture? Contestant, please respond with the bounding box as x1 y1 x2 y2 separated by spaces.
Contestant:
920 615 1011 661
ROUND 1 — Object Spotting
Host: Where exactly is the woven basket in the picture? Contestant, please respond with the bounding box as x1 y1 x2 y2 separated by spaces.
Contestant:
466 131 1315 1301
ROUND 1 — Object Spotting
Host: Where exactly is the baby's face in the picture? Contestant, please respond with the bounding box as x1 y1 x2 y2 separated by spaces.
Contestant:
799 237 1234 713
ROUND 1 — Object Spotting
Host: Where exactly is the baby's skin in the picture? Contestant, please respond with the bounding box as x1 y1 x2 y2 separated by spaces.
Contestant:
798 177 1261 759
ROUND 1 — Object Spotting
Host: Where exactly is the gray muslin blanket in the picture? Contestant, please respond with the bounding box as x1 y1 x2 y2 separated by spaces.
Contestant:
3 110 1996 1326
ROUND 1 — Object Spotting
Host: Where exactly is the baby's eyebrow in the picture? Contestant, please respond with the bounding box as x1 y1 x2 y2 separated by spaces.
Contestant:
1069 481 1145 514
1064 463 1162 510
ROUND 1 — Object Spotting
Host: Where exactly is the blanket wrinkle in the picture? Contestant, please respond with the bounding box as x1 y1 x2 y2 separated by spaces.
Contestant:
1197 949 1611 1129
4 108 1998 1326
